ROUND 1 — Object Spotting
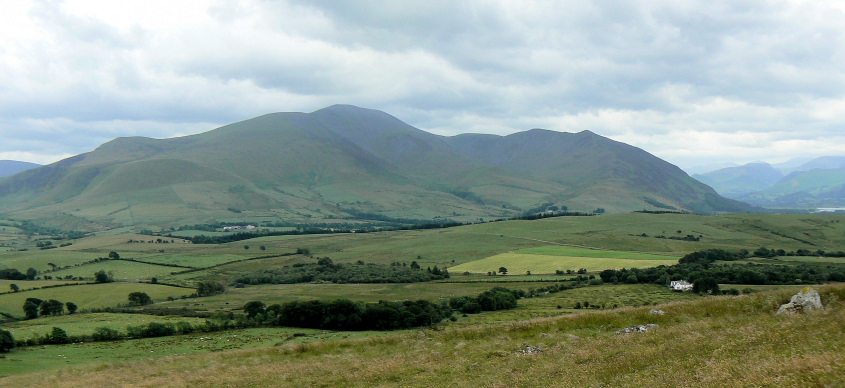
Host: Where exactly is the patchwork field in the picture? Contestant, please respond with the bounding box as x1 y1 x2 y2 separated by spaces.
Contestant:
0 283 193 318
3 313 209 341
451 245 678 274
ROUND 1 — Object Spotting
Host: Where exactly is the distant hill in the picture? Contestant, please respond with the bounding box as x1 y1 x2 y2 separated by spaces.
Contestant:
692 163 783 198
0 105 751 230
738 167 845 209
0 160 39 178
783 156 845 174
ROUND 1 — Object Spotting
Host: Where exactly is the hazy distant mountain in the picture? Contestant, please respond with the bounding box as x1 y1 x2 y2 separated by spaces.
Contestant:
692 163 784 198
786 156 845 173
683 162 739 175
0 160 39 178
0 105 750 230
739 167 845 208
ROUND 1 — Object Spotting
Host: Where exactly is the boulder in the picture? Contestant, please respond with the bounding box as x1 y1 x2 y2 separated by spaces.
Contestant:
518 345 542 355
616 324 658 335
776 287 823 316
649 309 665 315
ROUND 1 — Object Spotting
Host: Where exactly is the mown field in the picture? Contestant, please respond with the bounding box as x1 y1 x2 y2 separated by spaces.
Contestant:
451 246 678 274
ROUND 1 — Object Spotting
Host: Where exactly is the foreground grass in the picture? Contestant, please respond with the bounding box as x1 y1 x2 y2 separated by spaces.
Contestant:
3 284 843 387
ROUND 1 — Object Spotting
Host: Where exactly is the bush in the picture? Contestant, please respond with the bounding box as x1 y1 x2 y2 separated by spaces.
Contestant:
0 329 14 352
196 281 225 296
128 292 153 306
92 327 122 341
45 327 69 344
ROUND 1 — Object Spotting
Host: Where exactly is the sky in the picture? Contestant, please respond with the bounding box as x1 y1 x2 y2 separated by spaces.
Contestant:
1 0 845 171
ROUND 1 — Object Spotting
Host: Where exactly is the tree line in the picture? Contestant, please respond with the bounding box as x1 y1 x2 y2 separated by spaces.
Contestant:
598 248 845 293
234 258 449 285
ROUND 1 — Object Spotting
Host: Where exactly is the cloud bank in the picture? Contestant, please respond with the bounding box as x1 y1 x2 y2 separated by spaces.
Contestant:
1 0 844 168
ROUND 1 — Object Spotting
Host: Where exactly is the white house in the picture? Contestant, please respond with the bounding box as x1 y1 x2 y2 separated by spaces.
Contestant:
669 280 693 291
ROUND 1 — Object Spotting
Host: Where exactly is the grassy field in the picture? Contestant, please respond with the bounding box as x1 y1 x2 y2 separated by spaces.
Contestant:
2 283 841 386
2 313 209 341
0 283 193 318
0 280 85 292
451 246 678 274
1 212 844 384
45 261 182 281
154 280 567 314
0 327 390 377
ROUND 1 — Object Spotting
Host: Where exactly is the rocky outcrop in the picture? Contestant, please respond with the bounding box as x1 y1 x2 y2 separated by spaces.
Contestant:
776 287 823 316
649 309 665 315
616 324 658 334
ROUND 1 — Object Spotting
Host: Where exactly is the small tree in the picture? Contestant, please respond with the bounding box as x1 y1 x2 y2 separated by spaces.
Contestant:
23 300 39 319
498 267 508 275
9 284 19 293
196 281 225 297
243 301 266 319
40 299 64 316
260 245 266 251
65 302 78 314
94 270 112 283
0 329 14 352
108 251 120 259
25 268 37 280
693 277 720 295
128 292 152 306
47 327 69 344
410 261 421 270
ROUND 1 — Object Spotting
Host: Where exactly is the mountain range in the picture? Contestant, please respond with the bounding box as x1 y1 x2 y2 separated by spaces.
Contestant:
0 160 39 178
0 105 749 230
692 157 845 209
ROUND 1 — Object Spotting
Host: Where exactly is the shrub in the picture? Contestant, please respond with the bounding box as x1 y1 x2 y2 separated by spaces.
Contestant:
0 329 14 352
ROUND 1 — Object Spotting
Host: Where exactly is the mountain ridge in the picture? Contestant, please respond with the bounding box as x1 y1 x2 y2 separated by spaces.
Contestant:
0 105 751 230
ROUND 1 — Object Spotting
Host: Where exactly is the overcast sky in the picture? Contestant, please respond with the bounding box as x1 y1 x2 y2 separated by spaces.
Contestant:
2 0 844 170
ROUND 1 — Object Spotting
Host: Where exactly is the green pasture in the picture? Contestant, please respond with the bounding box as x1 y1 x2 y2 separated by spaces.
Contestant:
450 246 678 275
45 260 180 281
3 313 209 341
449 283 701 326
0 280 84 293
0 251 99 273
162 254 309 286
115 253 247 269
0 282 193 318
516 245 676 259
0 327 389 377
156 281 565 314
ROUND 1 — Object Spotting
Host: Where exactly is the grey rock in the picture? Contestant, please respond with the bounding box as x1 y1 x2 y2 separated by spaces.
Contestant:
518 345 542 355
649 309 665 315
616 324 658 334
776 287 824 316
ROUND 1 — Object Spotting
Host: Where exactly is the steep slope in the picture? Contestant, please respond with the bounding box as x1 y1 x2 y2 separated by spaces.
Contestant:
0 160 40 178
445 129 749 213
692 163 783 198
0 105 750 230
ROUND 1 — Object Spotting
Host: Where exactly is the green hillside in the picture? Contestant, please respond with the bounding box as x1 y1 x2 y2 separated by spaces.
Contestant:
0 105 751 230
